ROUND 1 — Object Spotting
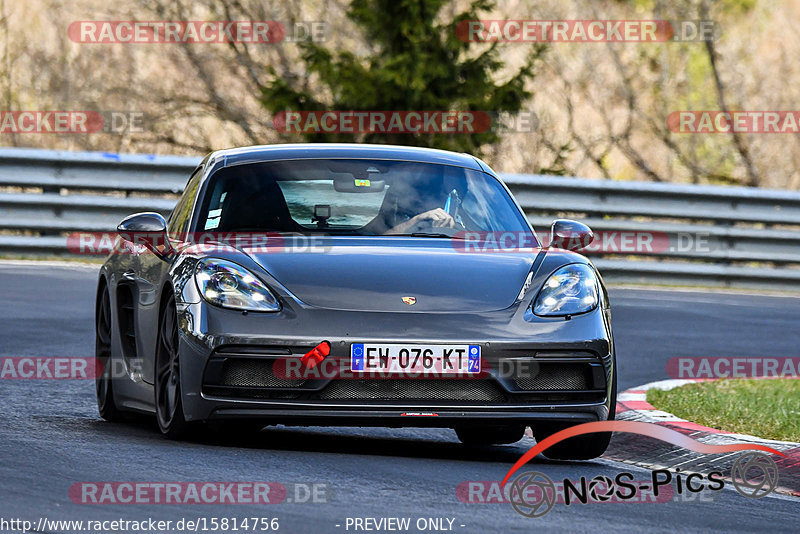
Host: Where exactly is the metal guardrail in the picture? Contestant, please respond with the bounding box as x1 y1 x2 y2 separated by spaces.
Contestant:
1 147 800 290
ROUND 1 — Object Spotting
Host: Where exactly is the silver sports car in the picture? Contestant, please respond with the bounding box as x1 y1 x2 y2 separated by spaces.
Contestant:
96 143 616 459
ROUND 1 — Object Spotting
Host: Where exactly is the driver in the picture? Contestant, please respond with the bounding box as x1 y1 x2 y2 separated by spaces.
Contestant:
379 173 467 235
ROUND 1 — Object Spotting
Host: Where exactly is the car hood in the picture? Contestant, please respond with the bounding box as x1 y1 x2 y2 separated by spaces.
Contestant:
243 237 539 312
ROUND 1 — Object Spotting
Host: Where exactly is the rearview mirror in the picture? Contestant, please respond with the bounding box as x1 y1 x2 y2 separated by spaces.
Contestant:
333 177 386 193
549 219 594 252
117 212 173 259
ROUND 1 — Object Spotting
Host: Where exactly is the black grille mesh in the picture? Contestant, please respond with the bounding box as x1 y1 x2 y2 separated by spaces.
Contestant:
513 363 588 391
220 359 305 388
317 379 505 402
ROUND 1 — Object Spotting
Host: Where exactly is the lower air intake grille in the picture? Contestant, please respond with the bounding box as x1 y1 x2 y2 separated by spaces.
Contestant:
317 379 505 402
220 359 305 388
513 363 589 391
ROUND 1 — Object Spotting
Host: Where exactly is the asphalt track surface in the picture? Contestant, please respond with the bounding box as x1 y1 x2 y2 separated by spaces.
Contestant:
1 263 799 533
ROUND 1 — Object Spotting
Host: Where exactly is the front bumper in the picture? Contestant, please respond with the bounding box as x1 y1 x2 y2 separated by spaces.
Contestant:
177 301 615 427
180 316 614 427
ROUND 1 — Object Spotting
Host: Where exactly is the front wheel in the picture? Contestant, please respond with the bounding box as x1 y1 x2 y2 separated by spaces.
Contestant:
455 424 526 446
533 423 611 460
534 374 617 460
155 293 196 439
96 283 122 421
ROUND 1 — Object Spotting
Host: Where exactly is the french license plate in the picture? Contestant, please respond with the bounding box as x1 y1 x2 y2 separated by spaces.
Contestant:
350 344 481 374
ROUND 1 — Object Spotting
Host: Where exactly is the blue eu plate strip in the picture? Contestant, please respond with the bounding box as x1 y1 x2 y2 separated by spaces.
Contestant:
351 343 365 371
468 345 480 372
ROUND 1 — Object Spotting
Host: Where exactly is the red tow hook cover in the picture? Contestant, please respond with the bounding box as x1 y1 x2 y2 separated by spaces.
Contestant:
301 341 331 370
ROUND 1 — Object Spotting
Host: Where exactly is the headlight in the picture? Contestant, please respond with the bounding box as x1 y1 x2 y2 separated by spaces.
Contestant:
194 259 280 312
532 263 598 316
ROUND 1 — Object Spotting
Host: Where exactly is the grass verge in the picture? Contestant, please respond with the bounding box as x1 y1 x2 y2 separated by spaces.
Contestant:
647 379 800 442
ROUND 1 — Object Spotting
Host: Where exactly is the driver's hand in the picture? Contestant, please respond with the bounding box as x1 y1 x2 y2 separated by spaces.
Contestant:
383 208 456 234
413 208 455 228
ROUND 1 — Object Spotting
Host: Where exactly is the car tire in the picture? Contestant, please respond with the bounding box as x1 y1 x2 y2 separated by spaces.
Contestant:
534 373 617 460
455 424 526 446
533 423 611 460
155 293 197 440
96 283 122 421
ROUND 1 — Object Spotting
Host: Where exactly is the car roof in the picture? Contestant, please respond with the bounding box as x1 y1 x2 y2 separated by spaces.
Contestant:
208 143 487 172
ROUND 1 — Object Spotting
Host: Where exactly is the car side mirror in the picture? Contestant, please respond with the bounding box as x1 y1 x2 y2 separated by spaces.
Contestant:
549 219 594 251
117 212 173 259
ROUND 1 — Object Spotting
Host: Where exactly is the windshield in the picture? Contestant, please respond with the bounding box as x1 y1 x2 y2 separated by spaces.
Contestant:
194 159 533 238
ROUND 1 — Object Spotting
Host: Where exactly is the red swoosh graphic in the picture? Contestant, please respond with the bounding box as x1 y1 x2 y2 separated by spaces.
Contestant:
501 420 785 487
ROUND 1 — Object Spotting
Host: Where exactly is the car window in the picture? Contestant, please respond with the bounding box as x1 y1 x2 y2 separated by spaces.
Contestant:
168 167 203 236
195 159 531 237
